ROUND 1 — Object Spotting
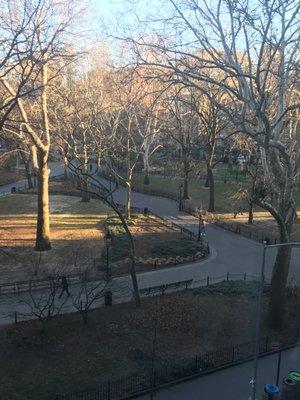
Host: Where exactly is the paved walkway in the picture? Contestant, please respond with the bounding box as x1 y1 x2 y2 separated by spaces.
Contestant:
0 168 299 326
0 161 64 195
137 346 300 400
97 176 300 285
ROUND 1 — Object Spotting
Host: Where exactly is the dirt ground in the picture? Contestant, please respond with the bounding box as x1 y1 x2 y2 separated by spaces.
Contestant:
0 194 110 282
0 289 299 400
0 190 198 283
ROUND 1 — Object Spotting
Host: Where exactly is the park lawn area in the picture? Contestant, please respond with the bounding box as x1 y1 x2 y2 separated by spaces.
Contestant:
0 194 110 283
132 173 300 241
1 284 299 400
132 173 236 211
133 173 300 213
49 179 206 276
103 214 205 275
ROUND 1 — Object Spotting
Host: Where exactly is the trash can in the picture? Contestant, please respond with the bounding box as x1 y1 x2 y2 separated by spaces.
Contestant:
104 291 112 306
281 377 296 399
287 372 300 396
263 384 279 399
143 207 149 216
11 186 16 193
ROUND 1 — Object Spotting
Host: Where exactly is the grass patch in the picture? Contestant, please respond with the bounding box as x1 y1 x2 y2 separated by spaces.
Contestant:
132 173 239 212
193 280 270 296
151 237 203 257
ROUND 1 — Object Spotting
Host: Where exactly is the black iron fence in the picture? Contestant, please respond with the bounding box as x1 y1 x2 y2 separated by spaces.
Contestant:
0 272 84 296
55 327 299 400
214 220 280 245
67 172 210 251
97 171 282 246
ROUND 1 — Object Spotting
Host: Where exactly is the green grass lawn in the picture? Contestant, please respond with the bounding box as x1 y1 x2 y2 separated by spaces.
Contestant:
132 173 300 212
132 173 240 212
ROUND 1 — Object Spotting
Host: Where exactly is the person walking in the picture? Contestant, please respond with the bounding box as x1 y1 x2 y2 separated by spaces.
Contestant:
59 275 70 298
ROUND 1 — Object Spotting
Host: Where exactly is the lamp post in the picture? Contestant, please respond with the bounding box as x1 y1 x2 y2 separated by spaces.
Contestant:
250 242 300 400
104 230 113 280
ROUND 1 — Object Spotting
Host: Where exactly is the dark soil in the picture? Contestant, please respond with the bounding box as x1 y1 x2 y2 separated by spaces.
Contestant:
1 288 299 400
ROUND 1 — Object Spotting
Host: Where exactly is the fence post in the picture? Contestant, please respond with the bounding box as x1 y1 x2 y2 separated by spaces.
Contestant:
265 335 269 352
14 311 18 324
232 346 235 362
244 273 247 281
226 272 229 281
207 276 210 286
195 355 198 370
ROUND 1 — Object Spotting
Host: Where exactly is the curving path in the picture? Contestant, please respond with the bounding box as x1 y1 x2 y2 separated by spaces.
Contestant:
0 166 299 325
97 175 300 286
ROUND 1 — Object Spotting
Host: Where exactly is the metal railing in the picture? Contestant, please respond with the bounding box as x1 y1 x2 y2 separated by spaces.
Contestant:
55 326 299 400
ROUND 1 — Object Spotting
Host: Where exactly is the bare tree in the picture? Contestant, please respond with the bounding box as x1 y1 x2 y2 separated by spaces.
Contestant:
9 277 66 333
0 0 82 250
67 162 141 307
126 0 300 329
72 275 108 324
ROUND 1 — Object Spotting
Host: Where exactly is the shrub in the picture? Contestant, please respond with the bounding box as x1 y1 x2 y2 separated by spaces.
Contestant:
103 214 140 262
151 237 203 257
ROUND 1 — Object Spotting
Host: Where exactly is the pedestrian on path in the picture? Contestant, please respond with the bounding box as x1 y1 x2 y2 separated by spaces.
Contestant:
59 275 70 298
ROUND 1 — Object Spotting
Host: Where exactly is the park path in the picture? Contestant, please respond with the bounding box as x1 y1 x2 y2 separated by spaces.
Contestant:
0 166 299 325
96 175 300 286
0 161 64 195
137 346 300 400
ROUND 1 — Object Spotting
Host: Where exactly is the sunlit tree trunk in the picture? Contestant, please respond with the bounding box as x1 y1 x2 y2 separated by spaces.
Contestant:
35 147 51 251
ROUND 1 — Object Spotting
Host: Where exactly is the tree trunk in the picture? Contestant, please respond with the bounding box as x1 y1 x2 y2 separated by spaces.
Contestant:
35 148 51 251
143 152 150 185
204 173 210 187
81 177 90 202
25 161 33 189
183 157 189 199
63 155 68 180
248 200 254 224
207 167 215 212
125 181 131 219
129 254 141 307
183 177 189 199
144 168 150 185
269 243 292 330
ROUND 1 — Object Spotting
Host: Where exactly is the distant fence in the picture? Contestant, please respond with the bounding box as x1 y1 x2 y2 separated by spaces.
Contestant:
0 272 268 295
0 272 84 296
55 326 300 400
214 219 280 245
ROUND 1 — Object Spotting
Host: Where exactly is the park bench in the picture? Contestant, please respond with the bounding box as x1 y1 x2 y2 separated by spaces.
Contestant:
139 279 193 296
